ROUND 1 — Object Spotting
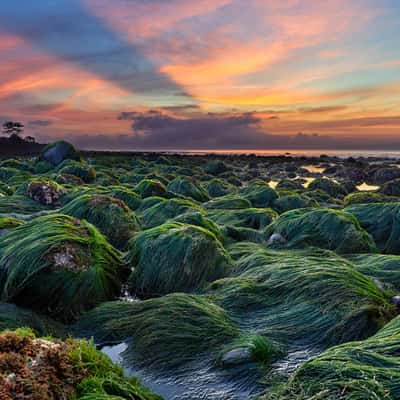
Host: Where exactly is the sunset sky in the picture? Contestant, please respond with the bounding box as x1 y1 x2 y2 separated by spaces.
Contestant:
0 0 399 150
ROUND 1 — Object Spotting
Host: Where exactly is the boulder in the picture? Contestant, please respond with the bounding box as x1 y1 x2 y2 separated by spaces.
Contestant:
41 141 80 166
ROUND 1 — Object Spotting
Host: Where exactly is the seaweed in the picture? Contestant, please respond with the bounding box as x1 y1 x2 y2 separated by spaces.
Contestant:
308 177 347 198
272 194 318 213
344 191 395 206
140 198 204 229
265 208 376 253
202 178 237 198
74 293 239 370
126 222 232 295
208 207 277 230
57 160 96 183
135 179 168 198
204 195 252 210
346 202 400 254
212 243 394 348
0 214 124 321
264 316 400 400
167 177 210 202
61 194 140 250
239 183 278 208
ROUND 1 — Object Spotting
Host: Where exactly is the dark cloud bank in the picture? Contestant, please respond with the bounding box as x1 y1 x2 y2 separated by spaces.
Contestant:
34 110 400 151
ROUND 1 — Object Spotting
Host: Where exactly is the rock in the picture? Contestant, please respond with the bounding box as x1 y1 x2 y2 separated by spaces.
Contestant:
221 347 252 367
335 166 366 184
0 228 10 237
204 161 228 175
371 167 400 184
391 296 400 306
27 180 66 205
268 233 287 245
41 141 80 166
381 178 400 196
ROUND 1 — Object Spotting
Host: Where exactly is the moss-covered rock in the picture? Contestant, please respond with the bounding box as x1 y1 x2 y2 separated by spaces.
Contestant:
57 160 96 183
203 178 237 198
126 223 232 295
213 244 393 349
74 293 238 369
275 179 304 191
381 178 400 196
61 194 140 250
167 177 210 202
141 198 204 229
108 186 142 210
239 183 278 207
371 167 400 184
308 177 347 198
208 208 277 230
221 225 266 244
55 173 85 186
137 196 165 212
204 160 228 175
264 316 400 400
349 253 400 291
305 189 339 206
170 211 225 242
204 195 251 210
344 191 395 206
0 214 123 321
272 194 317 213
346 202 400 254
135 179 168 198
265 208 376 253
60 186 108 206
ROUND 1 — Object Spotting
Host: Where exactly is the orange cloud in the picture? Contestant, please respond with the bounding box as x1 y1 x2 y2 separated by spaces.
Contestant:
0 34 134 111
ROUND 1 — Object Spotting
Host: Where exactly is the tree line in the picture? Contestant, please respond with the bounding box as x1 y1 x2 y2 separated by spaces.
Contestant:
2 121 35 143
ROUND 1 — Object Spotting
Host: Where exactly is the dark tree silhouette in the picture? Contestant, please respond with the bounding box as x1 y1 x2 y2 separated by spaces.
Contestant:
2 121 24 137
25 136 36 143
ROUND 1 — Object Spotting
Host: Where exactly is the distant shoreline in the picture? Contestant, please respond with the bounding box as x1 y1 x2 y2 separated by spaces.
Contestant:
1 138 400 161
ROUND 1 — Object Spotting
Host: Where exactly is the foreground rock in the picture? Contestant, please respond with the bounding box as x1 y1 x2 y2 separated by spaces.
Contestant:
0 214 123 321
0 328 161 400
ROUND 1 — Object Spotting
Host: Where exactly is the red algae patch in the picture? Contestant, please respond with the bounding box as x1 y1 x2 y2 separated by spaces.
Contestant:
0 332 85 400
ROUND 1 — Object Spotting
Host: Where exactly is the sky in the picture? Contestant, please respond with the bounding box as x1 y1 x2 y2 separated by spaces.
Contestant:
0 0 399 150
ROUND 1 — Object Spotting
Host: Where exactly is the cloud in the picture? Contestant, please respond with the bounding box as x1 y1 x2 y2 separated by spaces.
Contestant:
27 119 53 127
42 109 399 151
0 1 190 98
116 110 263 148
